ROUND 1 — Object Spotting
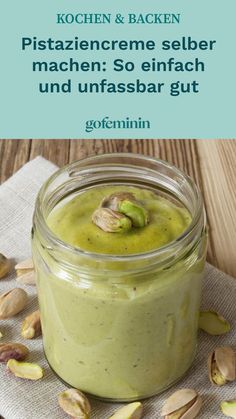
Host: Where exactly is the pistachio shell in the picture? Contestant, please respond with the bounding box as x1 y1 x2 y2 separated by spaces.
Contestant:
15 258 34 271
0 288 28 319
208 347 236 386
16 271 36 285
165 405 189 419
15 258 36 285
199 311 230 335
102 192 135 211
0 253 11 279
21 310 42 339
180 396 202 419
0 342 29 362
92 208 132 233
162 389 199 416
109 402 143 419
208 352 226 386
58 388 91 418
221 400 236 418
215 347 235 381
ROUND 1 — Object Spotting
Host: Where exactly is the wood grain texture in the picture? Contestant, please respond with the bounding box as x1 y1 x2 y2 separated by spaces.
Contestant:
197 140 236 277
0 139 235 277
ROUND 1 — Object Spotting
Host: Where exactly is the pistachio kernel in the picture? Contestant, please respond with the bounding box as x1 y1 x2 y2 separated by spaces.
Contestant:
0 253 11 279
7 359 43 380
199 311 230 335
109 402 143 419
58 388 91 419
221 400 236 418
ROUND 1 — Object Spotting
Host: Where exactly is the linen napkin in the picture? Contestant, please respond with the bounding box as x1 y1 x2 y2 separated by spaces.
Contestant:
0 156 236 419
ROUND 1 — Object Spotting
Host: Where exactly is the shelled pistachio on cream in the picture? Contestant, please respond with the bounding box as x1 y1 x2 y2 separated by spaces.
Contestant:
102 192 149 227
92 192 149 232
161 389 202 419
208 346 236 386
0 253 11 279
199 311 231 335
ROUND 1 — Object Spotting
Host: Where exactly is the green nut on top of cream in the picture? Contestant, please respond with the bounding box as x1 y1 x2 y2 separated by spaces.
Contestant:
47 186 191 254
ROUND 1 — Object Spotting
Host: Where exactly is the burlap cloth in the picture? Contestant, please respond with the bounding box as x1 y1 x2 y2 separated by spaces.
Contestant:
0 157 235 419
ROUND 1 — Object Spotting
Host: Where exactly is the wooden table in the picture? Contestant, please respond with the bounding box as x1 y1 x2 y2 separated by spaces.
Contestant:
0 139 235 278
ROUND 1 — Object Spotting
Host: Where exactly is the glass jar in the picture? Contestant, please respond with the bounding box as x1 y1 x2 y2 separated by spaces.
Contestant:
32 154 207 402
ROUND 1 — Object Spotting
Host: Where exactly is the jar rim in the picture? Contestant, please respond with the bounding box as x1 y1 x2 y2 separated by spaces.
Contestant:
34 153 205 265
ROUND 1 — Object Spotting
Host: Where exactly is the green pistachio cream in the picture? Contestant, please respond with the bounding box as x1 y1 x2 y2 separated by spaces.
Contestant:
34 185 205 401
48 186 191 254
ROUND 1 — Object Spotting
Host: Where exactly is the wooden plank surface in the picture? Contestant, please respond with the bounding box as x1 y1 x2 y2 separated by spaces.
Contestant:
0 139 235 278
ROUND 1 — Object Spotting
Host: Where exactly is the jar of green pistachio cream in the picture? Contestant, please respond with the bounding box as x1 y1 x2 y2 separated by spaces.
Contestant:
32 153 207 402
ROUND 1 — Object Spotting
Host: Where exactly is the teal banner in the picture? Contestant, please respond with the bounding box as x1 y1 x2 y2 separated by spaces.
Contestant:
1 0 235 138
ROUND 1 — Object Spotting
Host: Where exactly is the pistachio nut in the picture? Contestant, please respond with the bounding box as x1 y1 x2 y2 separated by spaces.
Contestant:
109 402 143 419
0 331 3 339
92 207 132 233
161 388 202 419
0 253 11 279
15 258 36 285
21 310 42 339
221 400 236 418
199 311 230 335
58 388 91 418
208 346 236 386
102 192 149 227
0 288 28 319
7 359 43 380
0 342 29 363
